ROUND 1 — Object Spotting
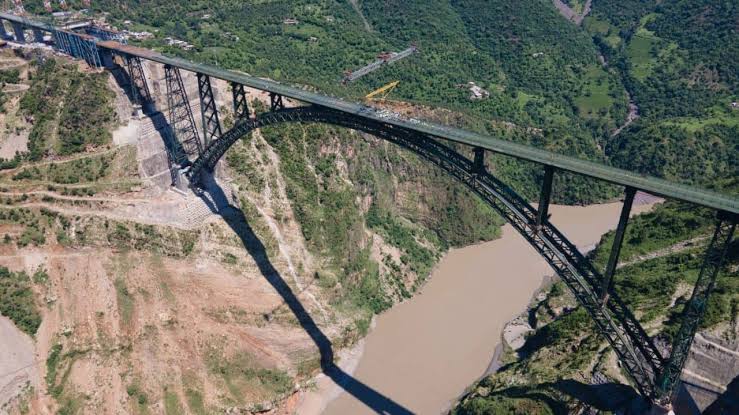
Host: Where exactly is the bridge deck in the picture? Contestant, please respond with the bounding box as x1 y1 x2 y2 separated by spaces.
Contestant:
2 12 737 215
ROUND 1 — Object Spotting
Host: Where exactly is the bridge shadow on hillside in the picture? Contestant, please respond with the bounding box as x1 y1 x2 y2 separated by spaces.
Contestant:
195 174 413 414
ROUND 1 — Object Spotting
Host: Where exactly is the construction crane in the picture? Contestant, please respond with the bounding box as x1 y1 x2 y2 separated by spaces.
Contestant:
343 44 418 84
365 81 399 102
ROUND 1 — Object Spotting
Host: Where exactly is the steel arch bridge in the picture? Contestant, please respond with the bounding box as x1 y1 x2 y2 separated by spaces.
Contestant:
2 11 737 409
186 106 733 404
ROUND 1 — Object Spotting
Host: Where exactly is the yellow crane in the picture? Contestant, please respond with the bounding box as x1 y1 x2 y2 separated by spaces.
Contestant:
365 81 399 102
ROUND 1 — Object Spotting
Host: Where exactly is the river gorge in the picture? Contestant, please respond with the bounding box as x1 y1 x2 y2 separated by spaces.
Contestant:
298 200 657 414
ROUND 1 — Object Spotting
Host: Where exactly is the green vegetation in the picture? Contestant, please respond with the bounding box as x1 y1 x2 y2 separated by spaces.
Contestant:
248 120 502 318
46 344 87 414
19 59 116 160
454 394 556 415
206 349 292 404
456 199 738 412
0 67 20 112
126 381 150 414
588 1 738 191
366 204 437 277
163 387 184 415
4 145 138 188
114 277 135 325
0 67 21 111
0 266 41 336
184 388 207 415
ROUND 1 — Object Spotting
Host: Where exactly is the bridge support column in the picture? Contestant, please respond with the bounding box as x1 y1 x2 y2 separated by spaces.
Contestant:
600 187 636 304
99 49 116 69
655 215 736 405
231 82 249 120
165 64 202 163
0 21 10 40
197 73 223 146
126 56 152 110
11 22 25 43
472 147 485 175
536 166 555 228
33 28 44 43
269 93 284 111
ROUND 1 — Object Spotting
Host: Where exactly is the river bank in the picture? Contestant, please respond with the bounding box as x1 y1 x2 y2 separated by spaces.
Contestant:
296 200 658 414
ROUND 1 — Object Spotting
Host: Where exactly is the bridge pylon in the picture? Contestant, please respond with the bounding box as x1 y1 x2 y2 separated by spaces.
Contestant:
655 215 736 405
0 20 11 40
165 64 202 164
125 55 152 110
231 82 250 120
269 92 285 112
197 73 223 146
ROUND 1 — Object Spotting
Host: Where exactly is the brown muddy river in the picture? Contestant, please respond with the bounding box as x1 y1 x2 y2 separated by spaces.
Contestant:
298 201 656 415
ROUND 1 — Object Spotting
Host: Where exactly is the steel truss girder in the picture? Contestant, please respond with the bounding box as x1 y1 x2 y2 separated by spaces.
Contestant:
197 73 223 146
187 106 667 400
231 82 249 120
52 30 101 67
655 218 736 403
125 55 152 106
165 64 202 164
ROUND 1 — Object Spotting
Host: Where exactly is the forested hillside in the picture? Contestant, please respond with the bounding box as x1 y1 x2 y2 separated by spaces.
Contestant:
588 0 738 189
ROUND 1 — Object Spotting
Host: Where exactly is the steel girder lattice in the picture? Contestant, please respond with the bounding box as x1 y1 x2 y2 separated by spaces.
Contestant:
86 26 127 44
186 106 680 400
126 55 152 106
52 30 101 67
269 93 285 112
655 219 736 403
231 82 250 120
197 73 223 146
165 65 202 164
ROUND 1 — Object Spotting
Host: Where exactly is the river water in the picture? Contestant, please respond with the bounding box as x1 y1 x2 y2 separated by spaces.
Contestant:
298 201 656 415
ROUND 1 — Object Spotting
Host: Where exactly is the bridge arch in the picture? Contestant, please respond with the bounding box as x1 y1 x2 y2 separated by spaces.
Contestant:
188 106 664 397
